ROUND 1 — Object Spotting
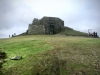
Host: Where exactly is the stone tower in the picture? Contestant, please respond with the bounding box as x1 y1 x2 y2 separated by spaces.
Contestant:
28 16 64 34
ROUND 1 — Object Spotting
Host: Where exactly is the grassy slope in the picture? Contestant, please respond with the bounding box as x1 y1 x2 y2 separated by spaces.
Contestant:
61 27 88 36
19 27 88 36
0 35 100 75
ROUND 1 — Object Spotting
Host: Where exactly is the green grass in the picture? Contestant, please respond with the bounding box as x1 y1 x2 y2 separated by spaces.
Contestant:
0 36 53 71
0 35 100 75
61 27 88 36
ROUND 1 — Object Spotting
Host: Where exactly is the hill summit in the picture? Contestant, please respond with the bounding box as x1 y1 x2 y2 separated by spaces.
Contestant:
19 16 88 36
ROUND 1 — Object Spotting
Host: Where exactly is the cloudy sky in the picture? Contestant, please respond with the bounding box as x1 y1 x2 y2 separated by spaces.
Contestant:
0 0 100 38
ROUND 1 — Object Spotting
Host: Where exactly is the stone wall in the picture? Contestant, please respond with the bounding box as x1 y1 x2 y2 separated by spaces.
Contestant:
28 24 45 34
32 18 40 25
28 16 64 35
40 17 64 34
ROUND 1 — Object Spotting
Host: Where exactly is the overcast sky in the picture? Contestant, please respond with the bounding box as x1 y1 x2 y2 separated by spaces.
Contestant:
0 0 100 38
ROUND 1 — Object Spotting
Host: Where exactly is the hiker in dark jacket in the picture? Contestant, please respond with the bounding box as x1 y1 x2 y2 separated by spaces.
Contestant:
95 32 97 37
93 32 95 37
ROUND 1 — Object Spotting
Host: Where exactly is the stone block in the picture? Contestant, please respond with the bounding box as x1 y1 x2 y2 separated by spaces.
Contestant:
11 56 22 60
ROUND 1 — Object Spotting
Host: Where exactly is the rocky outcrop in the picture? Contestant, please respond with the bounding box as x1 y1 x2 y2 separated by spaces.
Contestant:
0 50 6 74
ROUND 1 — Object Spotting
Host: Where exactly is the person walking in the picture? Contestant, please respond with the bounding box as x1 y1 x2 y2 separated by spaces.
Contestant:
95 32 97 37
93 32 95 37
9 35 10 38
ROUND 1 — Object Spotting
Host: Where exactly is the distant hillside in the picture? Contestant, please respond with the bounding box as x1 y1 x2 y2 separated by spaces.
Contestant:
60 27 88 36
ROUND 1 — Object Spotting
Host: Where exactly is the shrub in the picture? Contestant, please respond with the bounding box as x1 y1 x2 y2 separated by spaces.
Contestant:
0 49 6 74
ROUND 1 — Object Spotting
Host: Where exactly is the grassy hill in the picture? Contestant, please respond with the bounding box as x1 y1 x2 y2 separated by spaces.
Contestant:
0 35 100 75
60 27 88 36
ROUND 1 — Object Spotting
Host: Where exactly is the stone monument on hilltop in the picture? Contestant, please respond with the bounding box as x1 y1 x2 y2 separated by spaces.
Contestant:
28 16 64 34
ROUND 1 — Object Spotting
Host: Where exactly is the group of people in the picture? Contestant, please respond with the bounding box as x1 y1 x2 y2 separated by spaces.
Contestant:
9 33 16 38
89 32 98 37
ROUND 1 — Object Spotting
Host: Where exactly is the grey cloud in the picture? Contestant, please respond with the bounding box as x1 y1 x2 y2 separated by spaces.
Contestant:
0 0 39 38
0 0 38 30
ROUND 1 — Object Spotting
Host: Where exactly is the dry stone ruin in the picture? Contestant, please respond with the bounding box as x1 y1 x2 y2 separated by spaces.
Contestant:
28 16 64 34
